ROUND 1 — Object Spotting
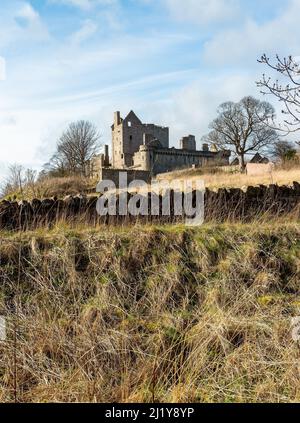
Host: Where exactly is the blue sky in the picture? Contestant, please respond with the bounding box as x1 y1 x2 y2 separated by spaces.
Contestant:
0 0 299 181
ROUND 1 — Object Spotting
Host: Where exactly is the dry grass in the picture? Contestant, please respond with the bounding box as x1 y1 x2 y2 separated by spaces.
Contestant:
3 176 97 201
157 167 300 190
1 222 300 403
37 176 97 198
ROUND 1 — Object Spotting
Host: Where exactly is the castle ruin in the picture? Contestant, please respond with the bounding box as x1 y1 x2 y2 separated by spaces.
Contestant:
88 110 231 184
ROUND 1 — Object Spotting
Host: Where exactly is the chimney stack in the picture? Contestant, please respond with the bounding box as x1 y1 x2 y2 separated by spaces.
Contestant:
202 143 209 152
114 111 121 126
104 145 110 166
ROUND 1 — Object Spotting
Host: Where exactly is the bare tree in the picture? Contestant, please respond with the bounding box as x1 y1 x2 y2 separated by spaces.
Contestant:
24 168 37 196
257 54 300 134
202 96 279 172
44 152 68 177
0 165 38 198
44 120 101 177
58 120 100 176
6 164 25 195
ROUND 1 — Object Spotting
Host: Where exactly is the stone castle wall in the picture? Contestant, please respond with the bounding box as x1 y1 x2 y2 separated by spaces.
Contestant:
133 147 230 174
142 124 169 148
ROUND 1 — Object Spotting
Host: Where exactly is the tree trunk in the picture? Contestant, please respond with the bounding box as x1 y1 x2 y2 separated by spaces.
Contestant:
239 155 246 173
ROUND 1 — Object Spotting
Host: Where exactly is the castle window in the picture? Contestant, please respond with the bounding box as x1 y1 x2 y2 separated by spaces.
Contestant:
129 135 133 141
128 121 132 127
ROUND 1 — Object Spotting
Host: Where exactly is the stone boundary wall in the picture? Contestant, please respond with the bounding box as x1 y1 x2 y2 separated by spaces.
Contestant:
1 182 300 231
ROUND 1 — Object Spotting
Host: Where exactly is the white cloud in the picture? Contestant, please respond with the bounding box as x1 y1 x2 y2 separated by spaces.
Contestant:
69 19 98 44
0 57 6 80
0 115 17 126
146 73 258 146
0 2 49 49
16 3 40 23
51 0 118 10
58 0 93 9
164 0 239 24
51 0 121 32
203 0 300 65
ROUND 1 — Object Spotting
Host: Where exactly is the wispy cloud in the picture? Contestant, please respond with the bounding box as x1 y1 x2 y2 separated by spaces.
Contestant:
163 0 239 24
16 2 40 23
50 0 118 10
203 0 300 65
69 19 98 44
0 1 49 49
0 57 6 81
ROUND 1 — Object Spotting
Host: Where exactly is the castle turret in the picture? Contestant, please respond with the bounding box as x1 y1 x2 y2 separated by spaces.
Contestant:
180 135 196 151
137 145 152 171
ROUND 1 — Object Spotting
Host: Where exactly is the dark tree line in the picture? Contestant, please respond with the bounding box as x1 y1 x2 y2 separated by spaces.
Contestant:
271 140 297 162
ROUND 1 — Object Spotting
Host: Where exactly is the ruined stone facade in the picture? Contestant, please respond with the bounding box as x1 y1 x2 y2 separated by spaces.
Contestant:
112 111 169 169
86 145 110 179
110 111 230 175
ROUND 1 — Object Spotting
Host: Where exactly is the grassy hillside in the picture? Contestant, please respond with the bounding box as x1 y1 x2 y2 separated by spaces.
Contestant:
158 166 300 190
1 223 300 403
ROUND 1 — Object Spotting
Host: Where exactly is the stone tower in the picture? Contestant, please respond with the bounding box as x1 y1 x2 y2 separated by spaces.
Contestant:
111 110 169 169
